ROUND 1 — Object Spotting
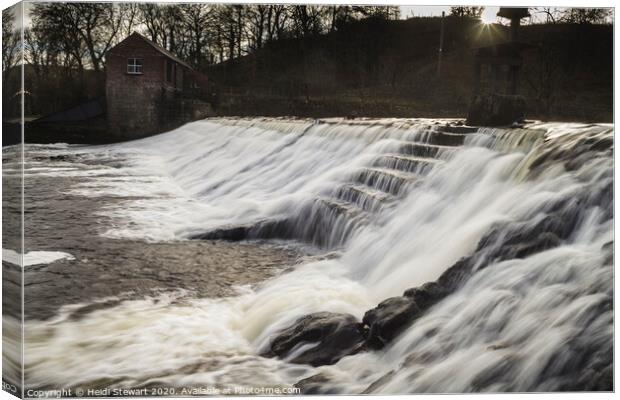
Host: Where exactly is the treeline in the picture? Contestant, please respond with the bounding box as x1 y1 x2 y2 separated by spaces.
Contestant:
28 4 400 72
1 4 613 120
530 7 612 24
206 15 612 121
448 6 613 23
2 3 400 118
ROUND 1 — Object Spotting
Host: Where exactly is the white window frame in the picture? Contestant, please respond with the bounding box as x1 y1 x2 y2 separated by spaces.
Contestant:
127 58 143 74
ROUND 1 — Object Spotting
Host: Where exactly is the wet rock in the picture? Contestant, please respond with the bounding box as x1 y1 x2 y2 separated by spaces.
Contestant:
437 256 475 291
50 154 72 161
582 364 613 391
294 373 340 394
267 202 574 366
528 132 613 177
362 283 449 350
602 241 613 265
189 219 286 242
470 355 517 391
190 225 250 241
363 296 420 349
403 281 447 308
346 111 359 120
438 125 478 134
485 231 562 261
586 136 613 152
362 370 396 394
264 312 365 366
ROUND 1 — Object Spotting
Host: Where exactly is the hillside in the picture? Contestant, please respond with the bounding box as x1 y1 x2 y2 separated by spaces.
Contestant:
207 16 613 122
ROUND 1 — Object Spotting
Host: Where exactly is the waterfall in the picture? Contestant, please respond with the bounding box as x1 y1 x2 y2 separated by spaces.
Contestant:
14 118 613 393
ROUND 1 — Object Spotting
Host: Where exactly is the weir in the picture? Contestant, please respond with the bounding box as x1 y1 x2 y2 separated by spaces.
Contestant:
189 122 481 249
12 118 613 394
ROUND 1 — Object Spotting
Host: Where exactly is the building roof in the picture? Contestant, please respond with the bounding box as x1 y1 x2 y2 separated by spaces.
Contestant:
110 32 193 70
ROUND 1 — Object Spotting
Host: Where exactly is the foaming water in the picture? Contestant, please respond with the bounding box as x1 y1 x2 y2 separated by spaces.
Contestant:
18 118 613 393
95 119 467 243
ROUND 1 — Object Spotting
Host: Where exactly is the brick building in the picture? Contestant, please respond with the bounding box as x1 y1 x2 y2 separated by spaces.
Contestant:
105 32 213 138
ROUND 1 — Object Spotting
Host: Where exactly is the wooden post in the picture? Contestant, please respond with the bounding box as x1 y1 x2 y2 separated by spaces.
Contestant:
437 11 445 77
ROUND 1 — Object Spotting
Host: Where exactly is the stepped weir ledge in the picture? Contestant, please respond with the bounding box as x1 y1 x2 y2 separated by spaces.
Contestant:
3 117 613 394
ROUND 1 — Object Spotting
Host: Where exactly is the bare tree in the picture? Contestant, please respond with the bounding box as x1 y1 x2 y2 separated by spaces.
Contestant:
31 3 87 71
212 5 240 63
352 6 401 20
31 3 126 72
2 8 21 82
118 3 140 38
561 8 612 24
246 5 268 51
289 5 327 38
140 4 166 43
178 4 213 68
532 7 562 24
266 5 289 42
449 7 485 18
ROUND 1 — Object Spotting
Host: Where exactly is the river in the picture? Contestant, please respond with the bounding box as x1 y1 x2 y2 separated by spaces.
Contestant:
2 118 613 394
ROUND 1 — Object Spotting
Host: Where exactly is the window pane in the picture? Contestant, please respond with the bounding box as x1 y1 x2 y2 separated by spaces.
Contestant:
127 58 143 74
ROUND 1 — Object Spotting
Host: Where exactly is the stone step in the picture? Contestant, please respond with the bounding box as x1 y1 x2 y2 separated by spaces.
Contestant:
353 167 417 196
289 197 370 248
314 197 368 219
397 142 456 159
414 130 468 147
334 184 396 212
373 154 442 174
435 125 479 134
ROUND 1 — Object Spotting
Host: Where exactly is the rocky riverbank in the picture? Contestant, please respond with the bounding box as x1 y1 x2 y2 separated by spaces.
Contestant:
261 127 614 392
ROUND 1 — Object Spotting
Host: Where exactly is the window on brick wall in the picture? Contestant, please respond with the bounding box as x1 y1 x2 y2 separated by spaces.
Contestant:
127 58 143 74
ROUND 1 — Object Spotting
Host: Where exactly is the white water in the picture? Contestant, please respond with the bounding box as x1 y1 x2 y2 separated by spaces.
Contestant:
18 118 613 393
2 249 75 267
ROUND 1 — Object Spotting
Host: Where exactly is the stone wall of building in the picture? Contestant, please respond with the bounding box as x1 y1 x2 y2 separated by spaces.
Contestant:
106 35 170 138
106 33 214 140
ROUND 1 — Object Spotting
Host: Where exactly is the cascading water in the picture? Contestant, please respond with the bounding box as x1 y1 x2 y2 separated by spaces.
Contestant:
9 118 612 393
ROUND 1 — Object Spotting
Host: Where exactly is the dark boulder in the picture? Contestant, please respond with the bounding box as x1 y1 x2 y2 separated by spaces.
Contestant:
190 225 250 241
265 204 571 367
294 373 340 394
438 125 478 134
263 312 365 366
362 370 396 394
507 232 561 259
507 230 561 259
437 256 476 291
363 296 420 349
602 241 613 266
189 219 287 241
403 281 448 308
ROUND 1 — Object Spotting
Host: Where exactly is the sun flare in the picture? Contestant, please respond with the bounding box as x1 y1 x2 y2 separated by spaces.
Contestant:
481 11 497 25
